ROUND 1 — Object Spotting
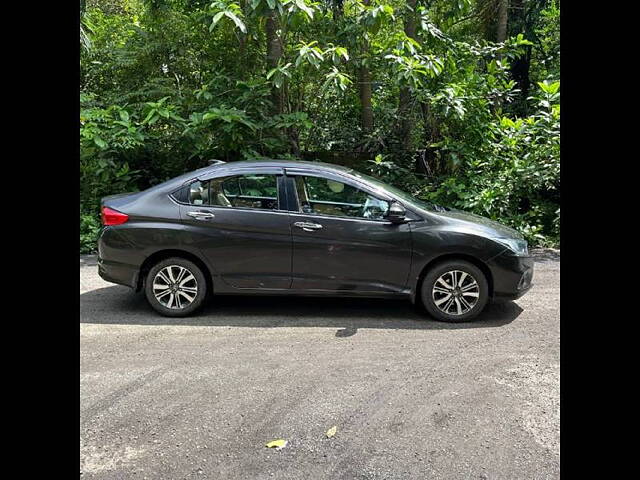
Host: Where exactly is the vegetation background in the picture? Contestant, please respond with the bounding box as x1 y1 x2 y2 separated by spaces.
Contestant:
80 0 559 253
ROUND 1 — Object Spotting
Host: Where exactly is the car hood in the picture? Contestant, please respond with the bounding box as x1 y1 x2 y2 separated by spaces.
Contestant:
432 208 524 240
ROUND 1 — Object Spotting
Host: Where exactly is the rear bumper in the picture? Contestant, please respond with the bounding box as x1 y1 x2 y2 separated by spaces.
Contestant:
486 251 534 302
97 229 140 289
98 257 139 289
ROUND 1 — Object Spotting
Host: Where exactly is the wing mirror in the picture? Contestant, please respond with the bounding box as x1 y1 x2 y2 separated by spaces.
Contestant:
386 202 407 224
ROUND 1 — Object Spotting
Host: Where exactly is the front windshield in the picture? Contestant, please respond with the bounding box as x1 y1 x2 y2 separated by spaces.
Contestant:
350 170 443 212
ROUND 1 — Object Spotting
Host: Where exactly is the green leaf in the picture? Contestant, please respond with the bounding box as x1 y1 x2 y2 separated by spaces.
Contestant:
295 0 314 19
142 109 156 124
266 68 278 80
225 12 247 33
210 11 225 31
335 47 349 61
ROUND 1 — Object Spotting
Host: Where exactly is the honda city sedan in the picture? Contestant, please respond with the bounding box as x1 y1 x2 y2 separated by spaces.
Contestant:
98 159 533 322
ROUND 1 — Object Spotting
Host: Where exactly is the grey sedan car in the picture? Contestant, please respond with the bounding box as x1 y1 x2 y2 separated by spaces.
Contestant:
98 159 533 322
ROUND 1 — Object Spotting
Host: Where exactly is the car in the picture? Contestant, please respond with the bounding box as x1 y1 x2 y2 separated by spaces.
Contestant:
97 159 533 322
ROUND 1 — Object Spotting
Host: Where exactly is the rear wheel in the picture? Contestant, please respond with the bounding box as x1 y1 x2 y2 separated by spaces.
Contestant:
420 260 489 323
144 257 207 317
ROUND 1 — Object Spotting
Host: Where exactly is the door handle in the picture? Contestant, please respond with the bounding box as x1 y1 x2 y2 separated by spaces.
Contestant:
294 221 323 232
187 211 215 220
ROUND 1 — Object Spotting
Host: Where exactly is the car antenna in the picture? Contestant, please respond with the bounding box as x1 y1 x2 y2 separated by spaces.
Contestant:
208 159 226 165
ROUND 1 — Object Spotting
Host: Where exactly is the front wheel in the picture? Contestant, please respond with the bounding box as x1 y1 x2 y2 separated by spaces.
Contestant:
420 260 489 323
144 257 207 317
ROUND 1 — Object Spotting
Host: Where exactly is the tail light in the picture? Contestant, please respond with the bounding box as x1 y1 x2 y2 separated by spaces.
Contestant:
101 206 129 226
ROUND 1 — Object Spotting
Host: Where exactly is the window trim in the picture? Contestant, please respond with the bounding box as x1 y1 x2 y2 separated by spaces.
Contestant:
285 168 425 222
285 168 394 201
196 165 284 181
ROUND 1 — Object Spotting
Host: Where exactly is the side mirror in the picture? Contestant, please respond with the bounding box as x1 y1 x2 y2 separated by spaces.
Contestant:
386 202 406 223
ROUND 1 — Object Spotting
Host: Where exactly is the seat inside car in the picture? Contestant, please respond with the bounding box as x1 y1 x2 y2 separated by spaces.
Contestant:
210 180 232 207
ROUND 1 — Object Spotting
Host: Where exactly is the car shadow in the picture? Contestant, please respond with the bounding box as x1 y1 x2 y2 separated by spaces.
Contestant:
80 285 523 333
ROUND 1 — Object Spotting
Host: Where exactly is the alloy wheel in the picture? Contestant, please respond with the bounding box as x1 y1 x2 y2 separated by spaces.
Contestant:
431 270 480 316
152 265 198 310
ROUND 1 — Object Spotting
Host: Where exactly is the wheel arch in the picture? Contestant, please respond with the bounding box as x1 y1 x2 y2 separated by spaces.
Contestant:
136 249 213 293
413 253 494 307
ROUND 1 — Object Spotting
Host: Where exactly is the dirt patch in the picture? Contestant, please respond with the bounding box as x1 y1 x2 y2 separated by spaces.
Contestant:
531 248 560 262
494 357 560 457
80 441 146 475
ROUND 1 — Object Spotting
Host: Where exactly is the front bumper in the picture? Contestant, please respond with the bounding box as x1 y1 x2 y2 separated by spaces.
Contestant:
486 251 534 302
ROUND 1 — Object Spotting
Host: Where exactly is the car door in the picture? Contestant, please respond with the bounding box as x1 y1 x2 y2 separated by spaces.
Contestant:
177 168 292 290
284 169 412 294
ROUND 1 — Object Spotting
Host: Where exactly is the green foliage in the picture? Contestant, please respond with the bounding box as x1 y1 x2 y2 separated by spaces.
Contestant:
80 213 101 254
80 0 560 249
80 93 143 216
208 1 247 33
420 82 560 246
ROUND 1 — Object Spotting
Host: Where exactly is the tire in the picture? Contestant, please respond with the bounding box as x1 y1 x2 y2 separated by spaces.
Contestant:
420 260 489 323
144 257 207 317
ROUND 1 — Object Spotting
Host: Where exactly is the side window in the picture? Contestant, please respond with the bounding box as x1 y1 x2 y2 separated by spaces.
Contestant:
294 175 389 220
188 181 209 205
186 174 279 210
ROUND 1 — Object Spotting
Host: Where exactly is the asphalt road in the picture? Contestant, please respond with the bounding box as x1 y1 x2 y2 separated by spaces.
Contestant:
80 251 560 479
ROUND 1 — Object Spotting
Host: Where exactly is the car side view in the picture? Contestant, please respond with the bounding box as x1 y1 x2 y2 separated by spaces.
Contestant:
98 159 533 322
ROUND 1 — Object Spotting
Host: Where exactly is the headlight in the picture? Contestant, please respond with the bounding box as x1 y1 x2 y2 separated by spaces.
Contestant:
493 238 528 256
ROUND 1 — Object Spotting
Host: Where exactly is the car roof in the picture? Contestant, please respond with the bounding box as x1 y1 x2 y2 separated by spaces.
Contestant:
150 159 362 195
198 159 356 175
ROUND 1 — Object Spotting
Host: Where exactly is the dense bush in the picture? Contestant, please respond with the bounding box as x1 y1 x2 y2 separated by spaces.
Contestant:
425 81 560 246
80 0 560 253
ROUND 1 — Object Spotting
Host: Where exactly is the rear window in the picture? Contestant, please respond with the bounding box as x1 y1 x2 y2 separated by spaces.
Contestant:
173 174 280 210
171 185 189 203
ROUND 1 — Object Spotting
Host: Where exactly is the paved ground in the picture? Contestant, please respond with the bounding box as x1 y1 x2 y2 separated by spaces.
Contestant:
80 252 559 479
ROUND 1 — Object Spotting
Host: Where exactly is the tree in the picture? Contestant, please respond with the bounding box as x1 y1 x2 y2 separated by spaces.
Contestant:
496 0 508 43
265 9 284 114
358 0 374 136
397 0 418 149
79 0 560 251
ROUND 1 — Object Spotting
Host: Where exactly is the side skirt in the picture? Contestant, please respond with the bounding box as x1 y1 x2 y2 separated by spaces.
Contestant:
209 288 412 300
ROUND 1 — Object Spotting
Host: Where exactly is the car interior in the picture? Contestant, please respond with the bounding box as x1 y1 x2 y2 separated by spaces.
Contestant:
295 176 389 219
187 175 279 210
185 174 388 218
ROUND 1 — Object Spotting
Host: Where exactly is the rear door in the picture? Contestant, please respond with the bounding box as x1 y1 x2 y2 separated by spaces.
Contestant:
284 169 412 294
177 168 292 289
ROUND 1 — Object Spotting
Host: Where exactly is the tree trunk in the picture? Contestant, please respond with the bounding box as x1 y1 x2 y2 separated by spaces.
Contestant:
265 11 283 115
359 65 373 135
491 0 509 112
496 0 509 43
238 0 247 63
359 0 373 136
397 0 418 150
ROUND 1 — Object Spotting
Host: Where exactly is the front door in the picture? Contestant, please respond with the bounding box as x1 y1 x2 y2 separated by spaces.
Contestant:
285 172 412 293
179 169 292 289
